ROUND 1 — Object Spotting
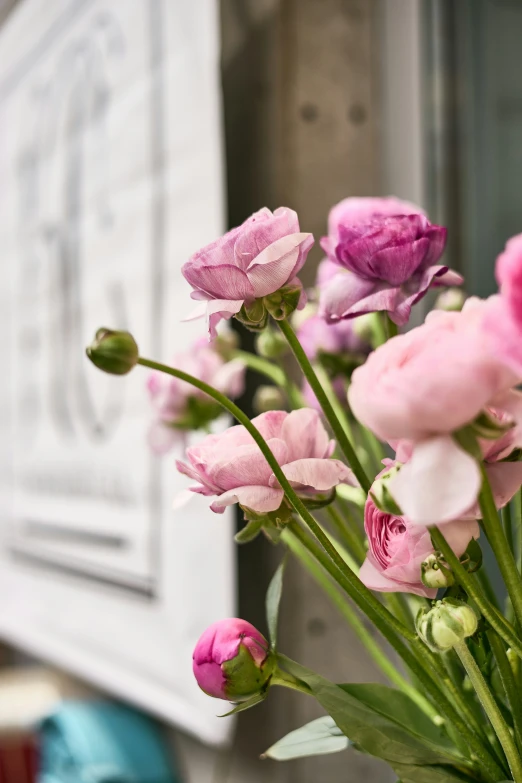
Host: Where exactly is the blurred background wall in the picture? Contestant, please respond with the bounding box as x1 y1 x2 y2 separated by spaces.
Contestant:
1 0 522 781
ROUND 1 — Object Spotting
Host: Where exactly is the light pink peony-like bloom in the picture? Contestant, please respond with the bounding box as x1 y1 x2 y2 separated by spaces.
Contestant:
349 300 521 525
147 338 245 455
360 487 479 598
176 409 356 514
182 207 313 337
318 197 462 326
193 618 273 701
484 234 522 376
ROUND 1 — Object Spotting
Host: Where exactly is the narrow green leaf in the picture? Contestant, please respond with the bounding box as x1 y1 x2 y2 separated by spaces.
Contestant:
392 762 477 783
235 516 264 544
218 691 266 717
262 716 349 761
266 556 287 648
278 656 462 767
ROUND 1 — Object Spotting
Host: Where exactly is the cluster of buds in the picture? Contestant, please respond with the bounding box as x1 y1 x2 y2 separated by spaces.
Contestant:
416 599 478 653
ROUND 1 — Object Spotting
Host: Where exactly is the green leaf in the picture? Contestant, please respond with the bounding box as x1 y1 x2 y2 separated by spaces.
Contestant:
234 516 265 544
262 716 350 761
392 763 477 783
218 691 266 717
278 657 462 767
266 556 287 648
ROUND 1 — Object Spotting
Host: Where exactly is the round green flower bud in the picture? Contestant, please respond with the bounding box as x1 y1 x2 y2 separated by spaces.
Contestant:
86 328 139 375
421 554 455 589
253 385 286 414
416 599 478 653
434 288 465 312
255 328 288 360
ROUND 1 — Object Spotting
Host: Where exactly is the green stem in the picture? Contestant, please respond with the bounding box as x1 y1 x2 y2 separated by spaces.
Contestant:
281 528 431 711
137 356 411 644
478 464 522 629
312 362 353 442
503 503 515 555
277 318 371 493
326 505 366 563
454 640 522 783
516 489 522 576
232 349 304 408
474 569 501 613
384 314 399 340
286 522 503 781
271 668 312 695
487 629 522 756
430 526 522 659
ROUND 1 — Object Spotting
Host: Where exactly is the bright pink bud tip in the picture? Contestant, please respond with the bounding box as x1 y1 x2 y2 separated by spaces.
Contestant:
192 618 274 701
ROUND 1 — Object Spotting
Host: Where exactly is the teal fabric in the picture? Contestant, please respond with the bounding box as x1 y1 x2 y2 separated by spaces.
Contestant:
38 701 180 783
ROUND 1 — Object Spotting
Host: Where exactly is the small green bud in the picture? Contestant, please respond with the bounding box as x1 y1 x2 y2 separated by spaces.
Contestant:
416 599 478 653
421 554 455 589
253 385 286 414
434 288 466 312
255 328 288 360
86 328 139 375
370 465 403 515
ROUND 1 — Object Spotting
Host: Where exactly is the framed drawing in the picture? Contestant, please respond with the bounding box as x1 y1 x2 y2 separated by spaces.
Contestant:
0 0 235 745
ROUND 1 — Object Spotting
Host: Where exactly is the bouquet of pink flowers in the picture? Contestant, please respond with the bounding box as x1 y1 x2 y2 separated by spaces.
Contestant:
87 198 522 783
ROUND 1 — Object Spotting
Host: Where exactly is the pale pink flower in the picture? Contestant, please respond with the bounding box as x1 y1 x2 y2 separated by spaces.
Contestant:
182 207 313 337
147 338 245 454
349 300 521 525
484 234 522 376
175 409 356 514
360 479 479 598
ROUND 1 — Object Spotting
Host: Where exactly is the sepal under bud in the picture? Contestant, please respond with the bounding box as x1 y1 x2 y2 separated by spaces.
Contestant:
86 328 139 375
421 554 455 589
416 599 478 653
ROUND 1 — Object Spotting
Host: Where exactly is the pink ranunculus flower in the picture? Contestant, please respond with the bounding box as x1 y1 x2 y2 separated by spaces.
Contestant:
175 409 356 514
193 618 274 701
483 234 522 376
182 207 314 338
318 197 462 326
360 482 480 598
147 338 245 455
349 300 521 525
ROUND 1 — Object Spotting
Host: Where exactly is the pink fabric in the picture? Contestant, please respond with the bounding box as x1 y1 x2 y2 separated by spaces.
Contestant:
360 476 479 597
182 207 313 337
176 409 356 514
318 198 461 326
146 338 245 454
193 618 268 699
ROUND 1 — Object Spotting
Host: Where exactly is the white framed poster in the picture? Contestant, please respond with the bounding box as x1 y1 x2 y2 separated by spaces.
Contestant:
0 0 235 745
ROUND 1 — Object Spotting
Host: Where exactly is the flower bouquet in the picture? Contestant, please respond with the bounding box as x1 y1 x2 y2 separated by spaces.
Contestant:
87 198 522 783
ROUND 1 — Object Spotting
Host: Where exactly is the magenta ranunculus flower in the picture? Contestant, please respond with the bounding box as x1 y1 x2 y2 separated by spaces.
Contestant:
146 338 245 455
176 409 356 515
182 207 314 337
360 477 479 598
349 300 522 525
483 234 522 376
318 197 462 326
193 618 274 701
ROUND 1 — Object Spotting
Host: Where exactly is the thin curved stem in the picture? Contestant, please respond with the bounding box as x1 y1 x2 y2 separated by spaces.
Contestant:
137 356 413 643
232 349 304 408
488 629 522 756
455 640 522 783
430 526 522 659
479 464 522 629
281 528 427 709
277 318 371 493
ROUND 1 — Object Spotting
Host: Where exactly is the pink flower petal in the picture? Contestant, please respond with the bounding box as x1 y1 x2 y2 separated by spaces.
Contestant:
486 461 522 510
359 556 436 599
388 436 482 525
210 485 284 513
273 458 355 491
209 438 288 490
246 233 313 297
